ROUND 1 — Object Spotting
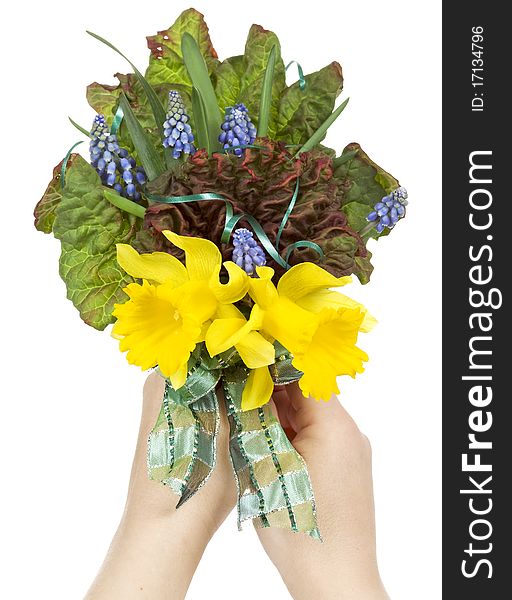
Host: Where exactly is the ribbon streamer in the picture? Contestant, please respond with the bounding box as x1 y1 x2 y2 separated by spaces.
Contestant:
286 61 306 90
275 178 300 249
147 344 321 538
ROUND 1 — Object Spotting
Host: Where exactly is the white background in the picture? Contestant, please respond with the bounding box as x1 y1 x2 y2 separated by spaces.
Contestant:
1 1 441 598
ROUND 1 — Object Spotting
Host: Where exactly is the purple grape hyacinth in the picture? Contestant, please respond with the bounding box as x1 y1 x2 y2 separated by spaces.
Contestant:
366 187 408 233
219 103 257 156
232 228 267 275
162 91 196 159
89 114 146 201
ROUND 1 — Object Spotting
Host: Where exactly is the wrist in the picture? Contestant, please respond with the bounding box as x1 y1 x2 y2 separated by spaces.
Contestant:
122 492 219 548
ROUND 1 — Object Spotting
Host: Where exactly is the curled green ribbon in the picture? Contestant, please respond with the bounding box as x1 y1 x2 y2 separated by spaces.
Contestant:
110 104 124 136
147 344 321 538
145 191 290 269
145 188 324 269
285 240 324 263
286 60 306 90
275 178 300 249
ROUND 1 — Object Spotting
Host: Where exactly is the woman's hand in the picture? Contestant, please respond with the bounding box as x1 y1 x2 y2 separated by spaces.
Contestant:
85 372 237 600
256 383 389 600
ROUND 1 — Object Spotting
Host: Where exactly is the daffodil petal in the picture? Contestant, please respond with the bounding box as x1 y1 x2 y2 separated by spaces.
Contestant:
262 297 318 355
247 304 265 329
198 321 211 342
248 266 278 309
241 367 274 411
205 317 252 357
297 289 376 332
236 331 275 369
255 266 275 279
116 244 188 285
210 261 249 304
277 262 351 301
163 231 221 281
214 304 244 319
169 363 188 390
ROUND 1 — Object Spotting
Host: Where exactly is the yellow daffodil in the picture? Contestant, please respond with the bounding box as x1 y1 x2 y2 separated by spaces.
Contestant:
112 231 248 389
247 263 374 402
205 303 275 411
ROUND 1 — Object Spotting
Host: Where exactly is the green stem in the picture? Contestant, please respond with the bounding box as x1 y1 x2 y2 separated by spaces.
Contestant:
103 189 146 219
359 221 377 241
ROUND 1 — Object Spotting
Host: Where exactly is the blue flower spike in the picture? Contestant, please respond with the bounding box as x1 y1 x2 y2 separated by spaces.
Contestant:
219 103 257 156
89 114 146 202
162 91 196 159
367 187 408 233
232 228 267 275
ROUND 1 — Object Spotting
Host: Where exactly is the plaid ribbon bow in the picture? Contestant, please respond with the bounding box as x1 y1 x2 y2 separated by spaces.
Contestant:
147 344 320 538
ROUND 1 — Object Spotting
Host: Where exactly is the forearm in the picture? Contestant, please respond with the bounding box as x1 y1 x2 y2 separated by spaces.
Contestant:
85 374 235 600
261 529 388 600
85 508 213 600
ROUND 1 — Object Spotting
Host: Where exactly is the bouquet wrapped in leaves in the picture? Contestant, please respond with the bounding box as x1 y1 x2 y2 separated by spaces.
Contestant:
34 8 408 538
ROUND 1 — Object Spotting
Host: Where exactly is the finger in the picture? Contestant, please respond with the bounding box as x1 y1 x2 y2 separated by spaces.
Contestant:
287 382 355 431
272 386 293 429
272 385 291 407
128 372 171 504
141 371 166 430
286 400 299 433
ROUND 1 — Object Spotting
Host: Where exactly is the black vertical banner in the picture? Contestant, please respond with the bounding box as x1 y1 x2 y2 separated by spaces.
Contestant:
442 3 509 597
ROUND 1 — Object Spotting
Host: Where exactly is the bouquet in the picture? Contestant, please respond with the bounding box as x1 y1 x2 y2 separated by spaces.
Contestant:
34 8 408 538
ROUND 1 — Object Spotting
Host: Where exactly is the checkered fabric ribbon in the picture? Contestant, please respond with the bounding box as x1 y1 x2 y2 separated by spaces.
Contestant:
147 344 320 538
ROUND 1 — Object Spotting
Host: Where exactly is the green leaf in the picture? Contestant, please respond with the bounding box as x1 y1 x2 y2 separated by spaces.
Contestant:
103 188 146 220
86 80 122 117
191 87 209 151
214 55 244 110
52 156 137 330
34 156 79 233
333 148 358 168
181 32 221 154
86 31 167 140
354 254 374 285
145 8 218 90
68 117 90 137
343 201 373 233
257 45 276 138
335 143 399 240
296 97 349 155
87 74 168 161
276 62 344 145
119 93 165 181
335 143 399 206
238 26 286 137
